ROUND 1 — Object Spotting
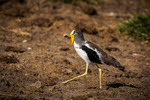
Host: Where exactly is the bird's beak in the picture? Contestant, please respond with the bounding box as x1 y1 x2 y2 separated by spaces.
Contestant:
65 33 74 45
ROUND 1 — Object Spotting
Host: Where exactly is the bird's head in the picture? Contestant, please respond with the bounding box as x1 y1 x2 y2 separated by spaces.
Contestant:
64 30 84 45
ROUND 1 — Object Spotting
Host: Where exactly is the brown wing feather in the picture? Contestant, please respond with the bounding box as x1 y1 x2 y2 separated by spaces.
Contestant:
87 41 124 71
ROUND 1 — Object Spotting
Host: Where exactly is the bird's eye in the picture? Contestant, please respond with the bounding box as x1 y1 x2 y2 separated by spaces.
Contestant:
73 32 77 35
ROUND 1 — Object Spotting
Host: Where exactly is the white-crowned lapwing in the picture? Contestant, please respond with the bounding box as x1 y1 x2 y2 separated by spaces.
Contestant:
63 30 124 88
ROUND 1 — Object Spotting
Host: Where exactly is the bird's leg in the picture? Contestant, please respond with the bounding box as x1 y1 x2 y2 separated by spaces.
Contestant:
62 65 88 84
96 64 102 88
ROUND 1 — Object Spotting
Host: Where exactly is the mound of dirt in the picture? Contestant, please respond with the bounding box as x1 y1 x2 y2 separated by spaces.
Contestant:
78 2 97 16
75 21 98 34
0 55 19 64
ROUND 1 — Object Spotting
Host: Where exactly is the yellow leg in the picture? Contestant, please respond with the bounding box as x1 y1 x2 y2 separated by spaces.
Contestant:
62 65 88 84
96 65 102 88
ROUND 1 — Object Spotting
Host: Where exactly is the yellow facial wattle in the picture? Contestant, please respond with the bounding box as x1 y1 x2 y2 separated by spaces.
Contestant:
67 34 74 45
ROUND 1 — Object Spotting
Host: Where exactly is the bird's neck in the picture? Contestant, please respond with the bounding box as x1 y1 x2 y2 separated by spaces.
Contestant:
74 40 86 48
74 39 85 46
74 36 85 45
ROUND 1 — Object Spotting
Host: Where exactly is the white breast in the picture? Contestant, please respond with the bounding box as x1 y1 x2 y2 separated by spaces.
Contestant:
74 42 91 65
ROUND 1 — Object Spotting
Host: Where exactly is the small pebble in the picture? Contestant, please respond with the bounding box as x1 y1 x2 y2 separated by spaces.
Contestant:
27 47 32 50
23 40 27 43
87 98 94 100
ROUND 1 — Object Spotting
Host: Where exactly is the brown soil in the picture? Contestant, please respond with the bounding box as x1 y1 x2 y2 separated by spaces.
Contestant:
0 0 150 99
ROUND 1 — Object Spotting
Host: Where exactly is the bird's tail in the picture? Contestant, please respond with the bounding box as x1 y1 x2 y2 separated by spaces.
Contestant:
109 56 125 71
101 51 125 71
115 65 125 71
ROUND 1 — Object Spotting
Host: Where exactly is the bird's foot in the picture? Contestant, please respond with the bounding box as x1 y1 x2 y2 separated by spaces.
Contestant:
62 73 87 84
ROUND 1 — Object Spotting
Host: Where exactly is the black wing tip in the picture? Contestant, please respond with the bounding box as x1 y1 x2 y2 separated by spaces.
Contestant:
118 66 125 72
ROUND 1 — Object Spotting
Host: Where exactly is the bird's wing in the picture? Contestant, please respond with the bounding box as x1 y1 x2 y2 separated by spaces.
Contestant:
81 44 103 64
86 41 124 71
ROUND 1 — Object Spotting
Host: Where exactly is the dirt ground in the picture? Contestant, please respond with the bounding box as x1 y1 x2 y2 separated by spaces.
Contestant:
0 0 150 99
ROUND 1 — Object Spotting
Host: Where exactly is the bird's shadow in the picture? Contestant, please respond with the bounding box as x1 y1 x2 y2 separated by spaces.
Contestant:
106 82 141 89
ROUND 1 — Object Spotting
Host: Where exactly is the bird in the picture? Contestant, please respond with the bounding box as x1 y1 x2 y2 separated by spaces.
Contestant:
63 30 124 88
